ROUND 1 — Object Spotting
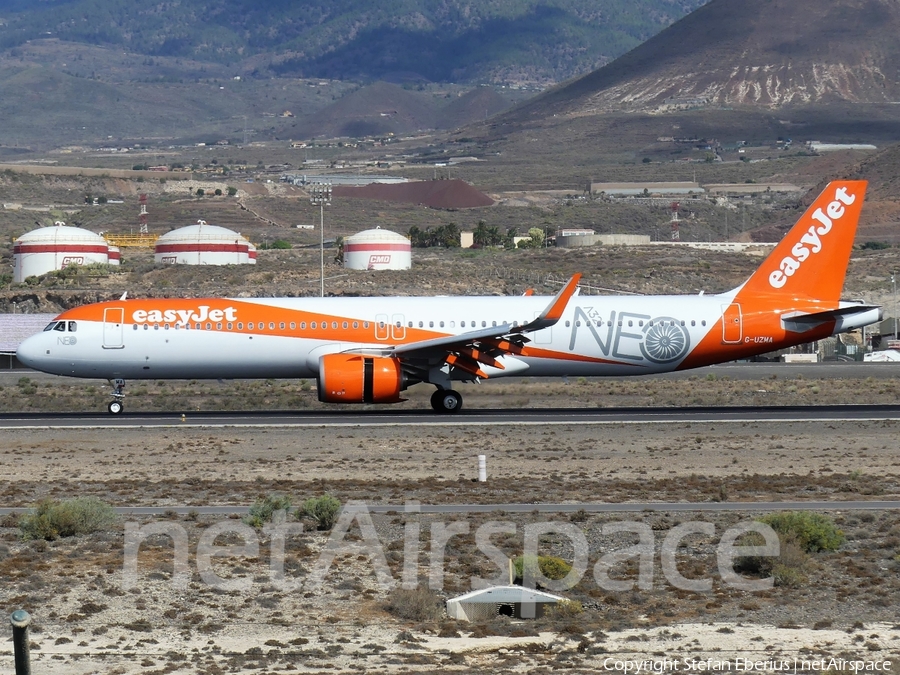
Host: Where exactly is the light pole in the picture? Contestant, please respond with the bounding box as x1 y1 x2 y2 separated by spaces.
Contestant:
893 273 897 340
309 183 332 298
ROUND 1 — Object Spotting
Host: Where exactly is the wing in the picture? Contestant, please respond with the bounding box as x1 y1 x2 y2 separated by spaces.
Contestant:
386 273 582 379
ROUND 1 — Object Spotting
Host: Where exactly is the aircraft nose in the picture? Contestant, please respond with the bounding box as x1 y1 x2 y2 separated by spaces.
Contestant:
16 334 44 370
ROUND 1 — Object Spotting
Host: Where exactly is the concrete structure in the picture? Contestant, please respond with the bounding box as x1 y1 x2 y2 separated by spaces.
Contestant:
154 220 256 265
557 234 652 248
705 183 803 195
0 313 56 367
446 586 566 622
282 174 409 186
343 227 411 271
460 231 474 248
591 181 704 196
13 222 115 282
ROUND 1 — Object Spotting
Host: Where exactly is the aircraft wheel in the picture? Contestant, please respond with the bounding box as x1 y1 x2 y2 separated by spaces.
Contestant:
431 389 463 414
108 400 124 415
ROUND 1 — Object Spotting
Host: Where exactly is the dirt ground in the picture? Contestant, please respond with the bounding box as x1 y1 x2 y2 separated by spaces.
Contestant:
2 381 900 672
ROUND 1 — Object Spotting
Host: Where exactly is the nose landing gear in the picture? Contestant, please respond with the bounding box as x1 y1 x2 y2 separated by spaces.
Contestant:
107 378 126 415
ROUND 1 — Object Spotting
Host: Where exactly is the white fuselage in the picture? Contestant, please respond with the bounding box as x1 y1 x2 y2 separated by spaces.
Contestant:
17 293 736 381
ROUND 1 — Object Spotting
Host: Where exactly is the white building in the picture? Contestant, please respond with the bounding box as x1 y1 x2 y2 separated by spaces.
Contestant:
343 227 411 270
13 222 114 283
154 220 256 265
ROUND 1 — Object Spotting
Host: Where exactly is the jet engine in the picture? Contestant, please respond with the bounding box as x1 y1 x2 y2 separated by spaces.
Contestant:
317 353 404 404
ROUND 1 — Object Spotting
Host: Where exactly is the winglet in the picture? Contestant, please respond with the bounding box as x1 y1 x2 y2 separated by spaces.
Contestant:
516 273 581 333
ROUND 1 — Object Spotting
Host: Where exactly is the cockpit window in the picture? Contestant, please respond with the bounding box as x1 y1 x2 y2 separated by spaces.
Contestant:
43 322 58 332
68 321 77 332
54 322 66 332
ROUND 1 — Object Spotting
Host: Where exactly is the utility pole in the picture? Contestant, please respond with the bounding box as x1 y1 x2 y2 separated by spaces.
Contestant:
309 183 332 298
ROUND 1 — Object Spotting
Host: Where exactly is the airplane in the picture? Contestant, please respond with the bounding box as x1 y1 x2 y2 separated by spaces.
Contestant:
16 180 882 415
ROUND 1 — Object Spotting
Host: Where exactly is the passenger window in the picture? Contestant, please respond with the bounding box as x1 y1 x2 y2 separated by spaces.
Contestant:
638 320 643 327
680 320 685 327
363 322 369 329
279 322 285 330
418 321 423 328
54 322 66 332
408 321 412 328
227 323 233 330
301 322 306 329
492 321 497 327
269 322 275 330
429 321 434 328
238 322 243 330
133 324 138 331
216 322 222 330
145 324 150 331
691 320 696 326
343 321 348 329
290 322 296 330
205 323 211 330
482 321 487 328
440 321 445 328
628 320 633 327
68 321 77 332
701 320 707 326
449 321 455 328
332 322 337 329
565 320 571 327
353 321 358 329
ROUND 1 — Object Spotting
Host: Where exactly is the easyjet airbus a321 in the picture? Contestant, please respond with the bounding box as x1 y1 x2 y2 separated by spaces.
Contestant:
17 180 882 415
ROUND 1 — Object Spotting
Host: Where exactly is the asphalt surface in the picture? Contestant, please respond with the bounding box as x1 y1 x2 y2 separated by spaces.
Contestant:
2 403 900 428
2 501 899 516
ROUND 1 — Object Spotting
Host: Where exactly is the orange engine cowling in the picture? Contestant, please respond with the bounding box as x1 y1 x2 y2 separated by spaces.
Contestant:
317 353 404 404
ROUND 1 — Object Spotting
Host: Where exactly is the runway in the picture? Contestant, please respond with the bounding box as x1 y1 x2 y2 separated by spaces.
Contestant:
2 403 900 429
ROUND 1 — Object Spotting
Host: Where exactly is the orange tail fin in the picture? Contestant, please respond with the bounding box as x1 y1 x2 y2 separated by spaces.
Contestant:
738 180 867 304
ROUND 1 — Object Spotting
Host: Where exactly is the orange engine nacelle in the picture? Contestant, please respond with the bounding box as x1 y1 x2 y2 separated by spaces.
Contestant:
317 353 404 404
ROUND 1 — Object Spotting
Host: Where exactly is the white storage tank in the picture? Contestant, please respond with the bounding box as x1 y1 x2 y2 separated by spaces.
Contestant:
13 222 112 283
343 227 411 270
108 245 121 266
154 220 255 265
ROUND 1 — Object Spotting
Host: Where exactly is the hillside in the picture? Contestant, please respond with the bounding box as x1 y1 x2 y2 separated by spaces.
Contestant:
504 0 900 119
0 0 706 85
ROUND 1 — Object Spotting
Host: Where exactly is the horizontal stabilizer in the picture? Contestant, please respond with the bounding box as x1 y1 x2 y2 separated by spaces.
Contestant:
782 304 882 334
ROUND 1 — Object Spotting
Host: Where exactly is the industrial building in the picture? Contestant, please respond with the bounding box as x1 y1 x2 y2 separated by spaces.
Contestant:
13 222 117 283
154 220 257 266
343 227 411 270
446 586 566 622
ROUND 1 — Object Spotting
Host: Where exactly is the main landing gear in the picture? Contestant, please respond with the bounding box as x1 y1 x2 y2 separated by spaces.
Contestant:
430 388 463 414
108 378 125 415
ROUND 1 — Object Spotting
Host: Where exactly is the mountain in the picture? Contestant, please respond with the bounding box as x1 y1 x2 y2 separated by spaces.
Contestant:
505 0 900 118
0 0 706 85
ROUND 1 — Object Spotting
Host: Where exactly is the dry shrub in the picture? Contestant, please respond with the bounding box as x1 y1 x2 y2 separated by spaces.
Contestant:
383 586 443 622
19 497 116 541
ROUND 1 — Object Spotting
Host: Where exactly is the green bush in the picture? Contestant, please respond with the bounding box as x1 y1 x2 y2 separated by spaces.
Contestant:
20 497 117 540
243 494 293 528
513 554 572 583
299 495 341 531
758 511 845 552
